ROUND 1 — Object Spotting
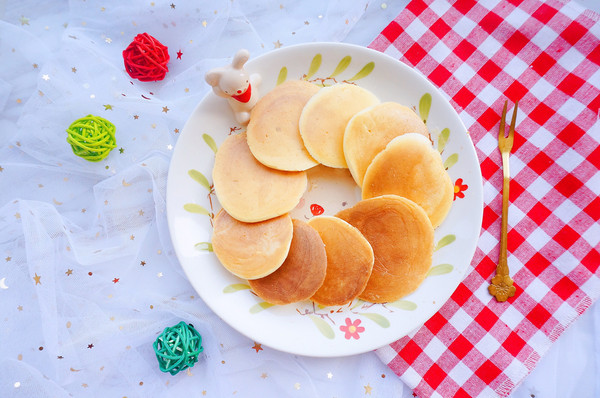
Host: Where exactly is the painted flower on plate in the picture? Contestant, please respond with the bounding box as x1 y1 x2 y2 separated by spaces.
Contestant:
340 318 365 340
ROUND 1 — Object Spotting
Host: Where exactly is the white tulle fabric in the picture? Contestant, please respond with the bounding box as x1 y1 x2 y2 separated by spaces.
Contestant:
0 1 597 397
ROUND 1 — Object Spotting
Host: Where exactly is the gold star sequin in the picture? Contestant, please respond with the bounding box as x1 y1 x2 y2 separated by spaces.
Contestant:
33 63 39 69
130 235 135 240
17 305 23 311
170 3 176 8
261 373 268 379
201 20 207 27
174 128 179 133
0 166 3 172
162 106 169 113
184 88 189 93
103 104 113 110
14 212 21 220
273 40 282 49
138 210 144 216
81 208 86 213
5 256 11 262
33 273 41 285
133 115 139 119
71 67 77 73
20 16 30 26
364 384 373 395
140 261 146 266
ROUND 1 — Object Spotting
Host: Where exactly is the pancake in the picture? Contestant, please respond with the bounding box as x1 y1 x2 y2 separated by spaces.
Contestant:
248 219 327 305
212 131 307 223
361 133 453 229
211 209 293 280
307 216 374 307
247 80 320 171
343 102 429 187
299 83 379 168
336 195 434 303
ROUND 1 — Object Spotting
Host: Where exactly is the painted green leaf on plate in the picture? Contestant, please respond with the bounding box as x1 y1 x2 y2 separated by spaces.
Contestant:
188 169 211 191
438 128 450 153
330 55 352 77
195 242 213 252
306 54 322 80
183 203 210 215
427 264 454 277
387 300 417 311
434 234 456 252
444 153 459 170
348 62 374 81
223 283 251 293
419 93 432 124
361 313 390 328
277 66 288 85
203 133 218 154
249 302 275 314
309 315 335 339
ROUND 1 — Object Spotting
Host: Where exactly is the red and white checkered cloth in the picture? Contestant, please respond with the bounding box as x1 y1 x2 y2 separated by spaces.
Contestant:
369 0 600 397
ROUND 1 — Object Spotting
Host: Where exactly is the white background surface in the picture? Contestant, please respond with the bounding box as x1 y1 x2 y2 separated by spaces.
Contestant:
0 1 598 397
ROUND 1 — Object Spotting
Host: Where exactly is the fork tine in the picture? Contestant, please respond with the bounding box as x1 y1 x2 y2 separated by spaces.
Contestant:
499 100 508 140
508 100 518 140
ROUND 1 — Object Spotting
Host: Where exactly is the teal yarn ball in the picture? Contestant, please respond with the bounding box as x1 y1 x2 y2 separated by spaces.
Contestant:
66 115 116 162
153 322 203 375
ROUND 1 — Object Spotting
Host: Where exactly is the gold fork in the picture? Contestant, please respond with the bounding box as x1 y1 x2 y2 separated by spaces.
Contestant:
489 100 518 302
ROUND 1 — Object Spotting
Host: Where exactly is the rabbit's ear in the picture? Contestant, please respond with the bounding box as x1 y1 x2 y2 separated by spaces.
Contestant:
205 67 224 87
231 49 250 69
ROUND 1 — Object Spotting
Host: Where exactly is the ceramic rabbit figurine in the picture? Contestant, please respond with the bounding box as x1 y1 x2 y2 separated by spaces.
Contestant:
205 49 261 125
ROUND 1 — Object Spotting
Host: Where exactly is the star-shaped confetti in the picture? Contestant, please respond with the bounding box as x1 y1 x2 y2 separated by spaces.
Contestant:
112 277 119 283
17 305 23 311
140 260 146 266
42 74 50 81
119 148 124 154
20 16 30 25
87 344 94 349
133 115 139 120
364 384 373 395
273 40 282 49
5 256 11 262
130 235 135 240
105 37 112 44
162 106 170 113
174 128 179 133
261 373 268 379
170 3 176 9
71 67 77 73
33 273 41 285
294 383 301 390
138 210 144 216
15 212 21 219
104 104 113 110
252 342 263 353
327 372 333 379
33 63 39 69
177 50 183 59
65 269 73 276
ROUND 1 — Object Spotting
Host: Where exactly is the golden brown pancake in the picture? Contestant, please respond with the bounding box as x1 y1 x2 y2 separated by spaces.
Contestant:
361 133 453 228
211 209 293 280
299 83 379 168
307 216 374 306
248 219 327 305
212 131 307 223
247 80 320 171
336 195 434 303
343 102 429 187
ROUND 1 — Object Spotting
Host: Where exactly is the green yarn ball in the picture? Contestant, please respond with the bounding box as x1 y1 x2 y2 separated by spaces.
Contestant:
153 322 203 375
66 115 116 162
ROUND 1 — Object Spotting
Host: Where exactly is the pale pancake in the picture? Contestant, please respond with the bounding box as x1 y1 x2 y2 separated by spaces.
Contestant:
336 195 434 303
248 219 327 305
299 83 379 168
362 133 453 229
211 209 293 280
212 131 307 223
307 216 374 306
344 102 429 187
247 80 320 171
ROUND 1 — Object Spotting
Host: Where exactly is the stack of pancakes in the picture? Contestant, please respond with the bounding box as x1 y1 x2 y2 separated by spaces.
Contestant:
210 80 454 306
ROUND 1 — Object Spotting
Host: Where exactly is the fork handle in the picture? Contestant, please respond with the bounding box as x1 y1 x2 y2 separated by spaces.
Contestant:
498 152 510 276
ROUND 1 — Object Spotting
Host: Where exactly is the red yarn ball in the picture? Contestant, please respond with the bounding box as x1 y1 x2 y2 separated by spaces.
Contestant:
123 33 170 82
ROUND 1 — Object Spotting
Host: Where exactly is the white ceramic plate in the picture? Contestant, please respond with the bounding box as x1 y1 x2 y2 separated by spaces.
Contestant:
167 42 483 357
